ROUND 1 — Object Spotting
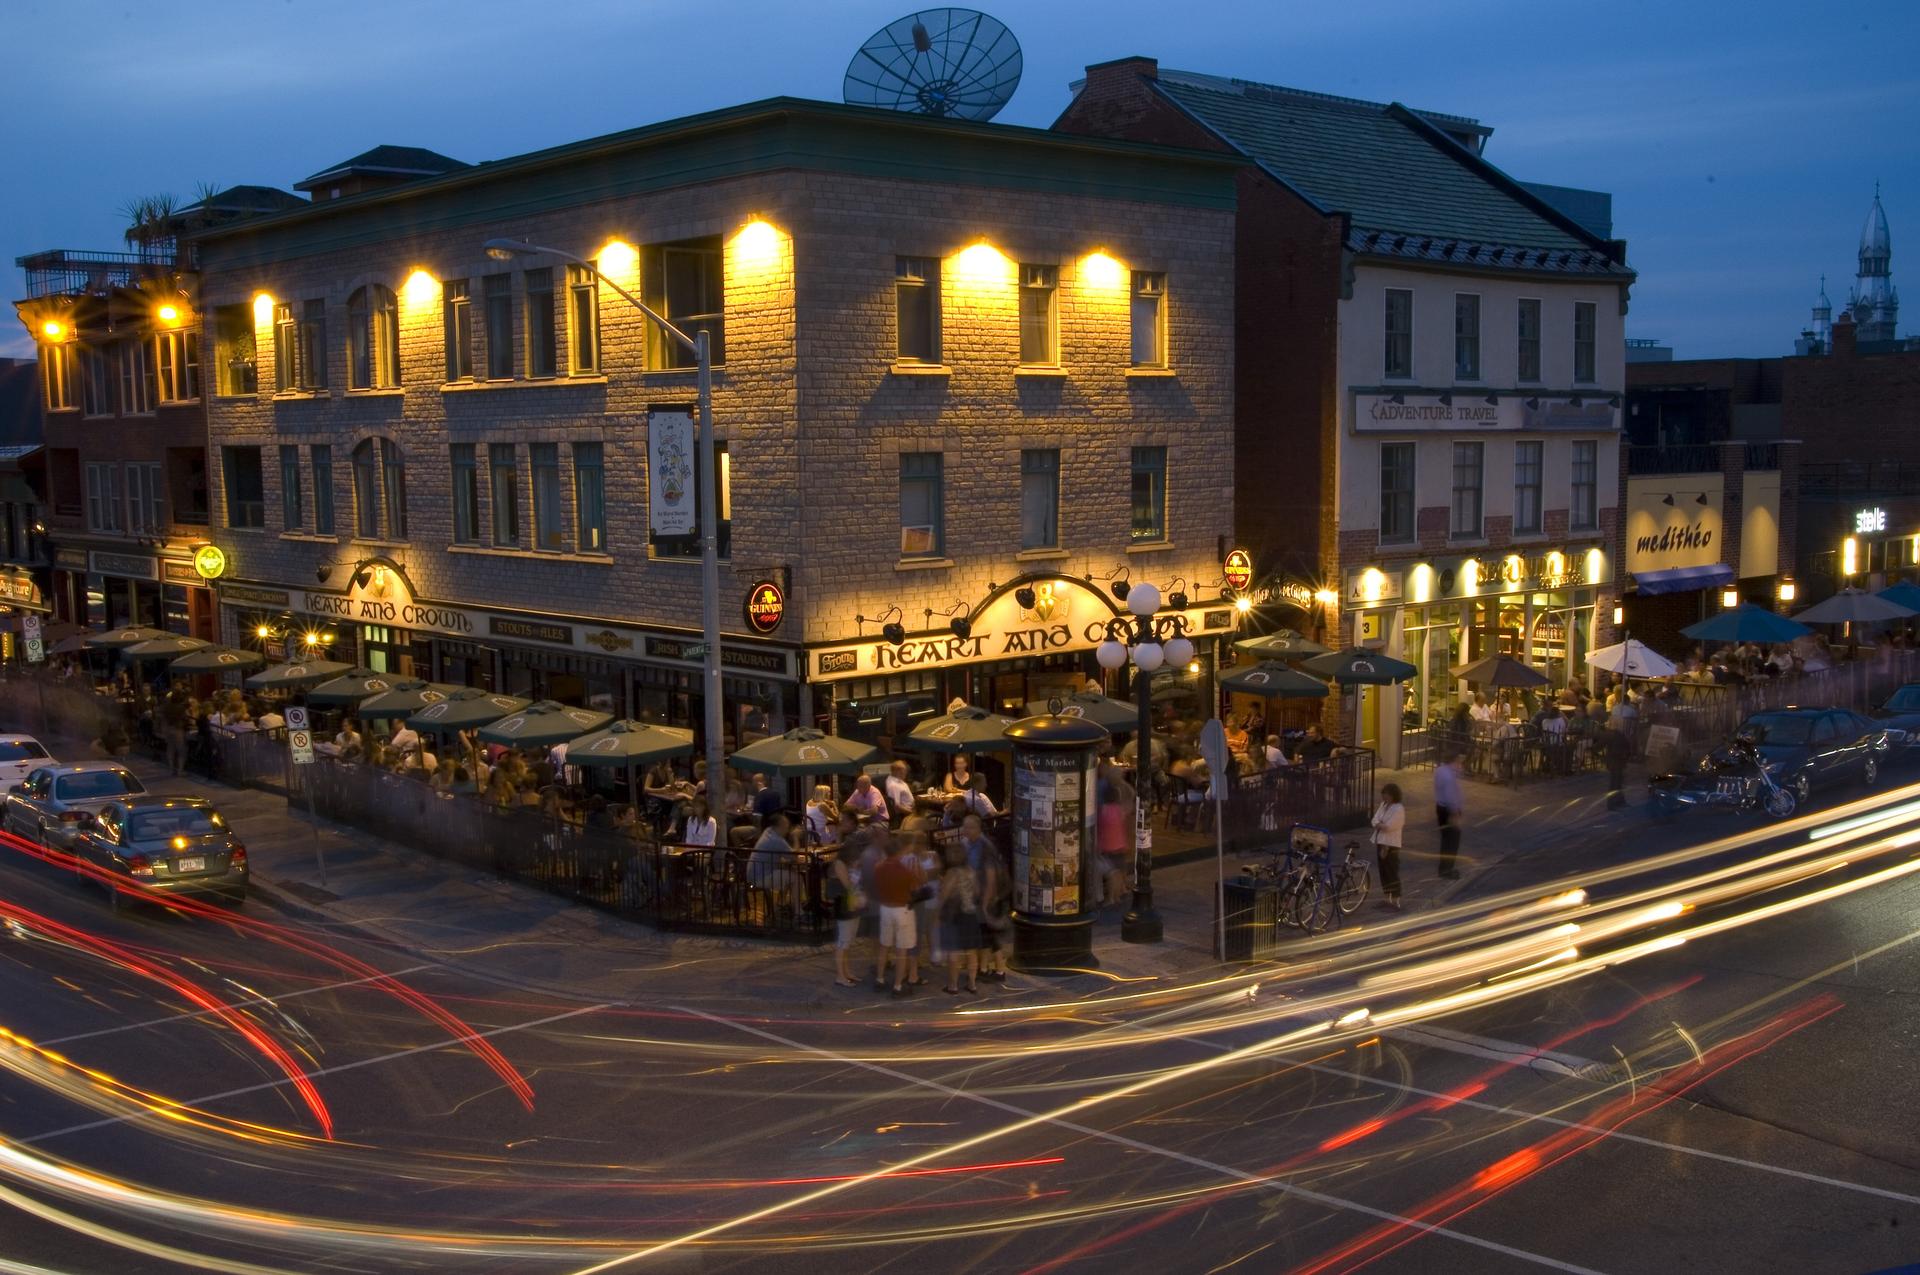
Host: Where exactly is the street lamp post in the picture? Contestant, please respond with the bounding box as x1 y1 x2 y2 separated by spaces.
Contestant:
483 238 726 838
1096 581 1195 945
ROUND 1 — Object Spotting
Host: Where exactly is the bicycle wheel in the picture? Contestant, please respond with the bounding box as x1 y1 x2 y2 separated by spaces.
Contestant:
1280 874 1316 929
1301 884 1337 934
1335 864 1371 914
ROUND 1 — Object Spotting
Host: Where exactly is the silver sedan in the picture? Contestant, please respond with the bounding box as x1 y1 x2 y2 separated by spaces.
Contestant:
4 763 148 851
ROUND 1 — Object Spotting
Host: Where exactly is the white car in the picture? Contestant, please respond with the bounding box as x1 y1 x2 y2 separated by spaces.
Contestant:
0 735 53 790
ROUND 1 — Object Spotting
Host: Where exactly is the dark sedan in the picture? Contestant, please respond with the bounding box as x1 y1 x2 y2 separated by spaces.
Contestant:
1738 708 1890 807
72 796 248 905
1869 683 1920 749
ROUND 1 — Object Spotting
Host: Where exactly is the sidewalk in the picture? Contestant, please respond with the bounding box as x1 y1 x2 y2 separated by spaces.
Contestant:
25 731 1652 1009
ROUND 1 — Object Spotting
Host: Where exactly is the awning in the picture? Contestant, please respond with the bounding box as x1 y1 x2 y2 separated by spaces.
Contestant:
1631 563 1734 596
0 473 37 506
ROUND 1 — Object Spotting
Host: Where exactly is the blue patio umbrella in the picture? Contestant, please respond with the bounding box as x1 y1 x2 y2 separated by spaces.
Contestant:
1679 602 1811 645
1878 583 1920 614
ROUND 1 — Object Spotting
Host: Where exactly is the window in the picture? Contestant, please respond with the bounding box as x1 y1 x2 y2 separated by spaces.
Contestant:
274 302 298 391
347 285 399 389
899 452 945 558
119 340 155 414
85 463 122 532
649 440 729 559
1516 298 1542 383
443 279 472 381
299 299 327 389
1020 448 1060 549
223 447 264 529
483 275 514 378
1019 264 1058 365
381 439 407 539
1130 445 1168 542
451 443 479 544
1384 288 1413 379
1453 293 1480 380
311 444 334 534
279 444 302 529
80 345 111 415
1379 442 1415 544
1450 441 1483 539
1514 440 1543 535
531 442 563 551
214 303 256 395
154 329 199 402
525 268 557 377
125 462 163 534
567 265 598 374
1573 301 1597 383
645 239 724 369
574 442 606 552
42 343 75 410
490 443 519 546
1571 440 1598 530
894 256 939 364
352 439 380 538
1130 271 1167 367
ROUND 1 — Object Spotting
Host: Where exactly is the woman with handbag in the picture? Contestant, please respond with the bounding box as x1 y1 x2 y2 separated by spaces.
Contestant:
1371 782 1406 911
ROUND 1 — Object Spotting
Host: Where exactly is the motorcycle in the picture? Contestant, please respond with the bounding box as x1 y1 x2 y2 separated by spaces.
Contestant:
1648 735 1797 819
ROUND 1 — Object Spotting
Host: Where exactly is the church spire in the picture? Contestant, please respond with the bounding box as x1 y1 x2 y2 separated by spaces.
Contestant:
1850 189 1897 342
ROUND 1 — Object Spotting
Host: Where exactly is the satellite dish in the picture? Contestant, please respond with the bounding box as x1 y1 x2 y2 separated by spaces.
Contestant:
844 8 1023 122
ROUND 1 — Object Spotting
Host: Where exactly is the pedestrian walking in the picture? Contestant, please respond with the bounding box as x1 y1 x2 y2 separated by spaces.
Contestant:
937 842 982 995
1095 760 1133 908
827 840 865 987
1602 724 1632 809
1434 753 1464 880
1371 782 1406 909
871 835 923 997
977 850 1012 983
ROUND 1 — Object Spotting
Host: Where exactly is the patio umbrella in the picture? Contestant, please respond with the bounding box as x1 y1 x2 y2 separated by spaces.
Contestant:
1448 654 1550 688
169 646 266 673
1218 661 1329 699
1021 690 1138 732
306 668 398 705
477 701 612 747
731 728 878 779
119 635 213 660
1585 639 1676 678
908 704 1017 753
43 621 84 644
407 689 530 733
1680 602 1811 645
1300 647 1417 685
1879 583 1920 613
244 659 352 691
49 633 96 655
1795 588 1916 625
86 626 169 649
357 680 462 721
1233 629 1331 661
567 720 696 769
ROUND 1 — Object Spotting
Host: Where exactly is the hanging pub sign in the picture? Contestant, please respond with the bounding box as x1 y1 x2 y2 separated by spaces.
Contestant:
193 544 228 580
1223 548 1253 591
743 580 786 634
647 408 696 538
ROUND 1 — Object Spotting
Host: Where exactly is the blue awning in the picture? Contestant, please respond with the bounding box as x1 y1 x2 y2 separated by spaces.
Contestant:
1631 563 1734 595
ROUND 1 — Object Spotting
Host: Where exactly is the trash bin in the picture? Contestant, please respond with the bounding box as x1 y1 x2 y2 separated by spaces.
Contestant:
1220 876 1282 962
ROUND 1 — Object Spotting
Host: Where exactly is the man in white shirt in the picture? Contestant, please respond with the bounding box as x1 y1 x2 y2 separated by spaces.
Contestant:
388 724 421 756
1264 734 1286 768
883 761 916 820
1469 693 1495 723
845 773 890 824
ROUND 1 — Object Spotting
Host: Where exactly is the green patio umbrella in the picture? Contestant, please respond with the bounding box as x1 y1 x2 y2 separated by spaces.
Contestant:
1020 690 1138 732
356 680 463 721
1219 661 1330 699
908 704 1018 753
306 668 399 705
169 646 266 673
566 720 696 769
1448 654 1550 689
477 700 612 747
120 635 213 660
407 689 530 733
49 633 95 655
731 728 878 779
244 658 352 691
86 626 169 649
1301 647 1418 686
1233 629 1331 661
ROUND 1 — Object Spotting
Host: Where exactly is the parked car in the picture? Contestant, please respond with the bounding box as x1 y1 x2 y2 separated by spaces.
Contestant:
1869 683 1920 749
71 796 248 904
0 735 53 790
4 763 148 851
1736 708 1890 807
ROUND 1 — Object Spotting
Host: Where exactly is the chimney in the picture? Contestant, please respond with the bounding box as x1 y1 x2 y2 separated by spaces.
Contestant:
1831 312 1857 358
1084 55 1158 88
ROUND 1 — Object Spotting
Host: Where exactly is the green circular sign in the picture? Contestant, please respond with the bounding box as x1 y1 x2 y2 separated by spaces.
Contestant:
192 545 228 580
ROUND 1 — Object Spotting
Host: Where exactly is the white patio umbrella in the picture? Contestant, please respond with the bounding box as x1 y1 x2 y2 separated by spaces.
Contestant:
1584 639 1677 679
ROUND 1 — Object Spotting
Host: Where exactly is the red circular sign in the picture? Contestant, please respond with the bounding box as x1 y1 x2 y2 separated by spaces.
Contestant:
744 580 786 634
1223 549 1254 591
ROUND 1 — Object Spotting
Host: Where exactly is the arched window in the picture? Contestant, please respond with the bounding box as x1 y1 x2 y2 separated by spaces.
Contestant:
351 437 407 540
347 285 400 389
352 439 380 537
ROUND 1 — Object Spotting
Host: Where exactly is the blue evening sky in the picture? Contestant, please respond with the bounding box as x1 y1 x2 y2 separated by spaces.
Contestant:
4 0 1914 361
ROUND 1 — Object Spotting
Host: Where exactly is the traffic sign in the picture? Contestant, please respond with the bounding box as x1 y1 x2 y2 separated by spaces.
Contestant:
24 638 43 664
288 729 314 765
22 614 41 641
284 705 309 731
1198 717 1228 803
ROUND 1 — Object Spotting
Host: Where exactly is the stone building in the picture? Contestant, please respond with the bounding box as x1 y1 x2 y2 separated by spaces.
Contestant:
189 99 1241 754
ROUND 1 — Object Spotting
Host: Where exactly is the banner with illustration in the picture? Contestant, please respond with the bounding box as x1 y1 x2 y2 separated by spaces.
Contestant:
648 409 696 538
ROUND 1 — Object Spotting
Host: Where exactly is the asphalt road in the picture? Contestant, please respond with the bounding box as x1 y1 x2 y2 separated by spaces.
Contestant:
2 776 1917 1275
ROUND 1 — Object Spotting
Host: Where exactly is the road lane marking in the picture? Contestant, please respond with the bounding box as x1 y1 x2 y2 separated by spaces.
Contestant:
653 1005 1604 1275
39 964 437 1047
1383 1025 1601 1078
23 1003 609 1145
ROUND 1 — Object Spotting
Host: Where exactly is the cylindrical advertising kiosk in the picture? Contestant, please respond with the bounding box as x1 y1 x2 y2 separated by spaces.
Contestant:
1004 711 1108 972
